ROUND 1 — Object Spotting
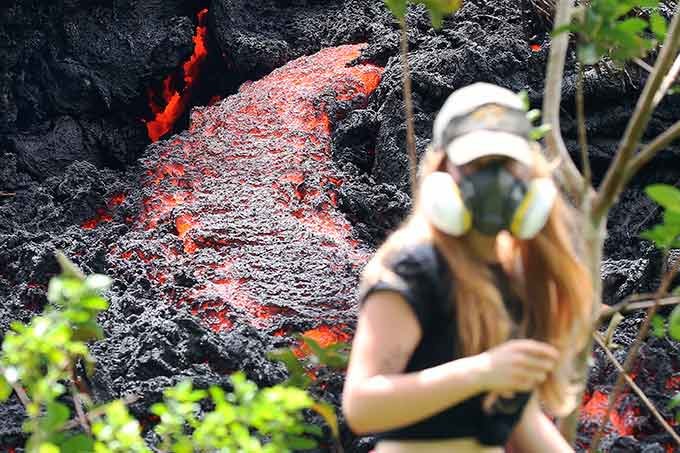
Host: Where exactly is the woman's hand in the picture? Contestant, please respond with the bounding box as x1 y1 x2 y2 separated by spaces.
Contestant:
477 339 559 394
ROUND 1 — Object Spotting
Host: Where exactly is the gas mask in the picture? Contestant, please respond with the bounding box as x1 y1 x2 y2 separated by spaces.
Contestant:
421 160 557 239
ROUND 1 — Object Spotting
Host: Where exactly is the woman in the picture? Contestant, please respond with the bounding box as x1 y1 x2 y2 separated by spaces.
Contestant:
341 83 592 453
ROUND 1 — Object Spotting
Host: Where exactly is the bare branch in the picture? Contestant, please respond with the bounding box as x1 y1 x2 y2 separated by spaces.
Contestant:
653 53 680 109
399 18 418 198
593 333 680 446
62 394 141 431
0 192 15 198
576 63 592 199
542 0 586 200
592 4 680 222
600 294 680 322
625 120 680 179
633 57 654 74
69 365 90 433
590 259 680 451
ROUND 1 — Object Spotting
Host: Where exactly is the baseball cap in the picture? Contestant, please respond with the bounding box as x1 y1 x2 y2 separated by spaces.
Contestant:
432 83 534 167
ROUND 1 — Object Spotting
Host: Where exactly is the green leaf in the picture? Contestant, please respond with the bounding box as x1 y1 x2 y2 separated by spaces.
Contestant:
286 436 318 450
640 226 668 249
428 9 443 29
650 12 668 42
517 90 530 112
267 348 308 378
668 392 680 410
55 251 86 280
646 184 680 211
39 443 61 453
526 109 541 123
44 402 71 431
47 278 65 304
577 43 601 65
0 376 12 401
529 124 552 141
60 434 95 453
384 0 408 19
312 401 339 439
84 275 113 293
616 17 648 35
668 305 680 341
302 423 324 437
651 314 667 338
80 296 109 311
71 320 104 342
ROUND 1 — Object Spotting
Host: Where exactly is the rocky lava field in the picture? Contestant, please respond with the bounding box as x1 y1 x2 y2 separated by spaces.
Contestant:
1 0 680 451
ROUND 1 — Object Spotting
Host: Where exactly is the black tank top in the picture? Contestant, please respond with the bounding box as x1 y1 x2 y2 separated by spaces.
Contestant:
356 242 530 446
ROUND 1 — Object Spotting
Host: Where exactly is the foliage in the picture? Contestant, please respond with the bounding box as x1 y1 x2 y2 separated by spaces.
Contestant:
639 185 680 424
518 90 553 141
384 0 462 28
267 334 350 440
0 253 111 451
640 184 680 250
553 0 668 65
151 375 321 453
0 254 326 453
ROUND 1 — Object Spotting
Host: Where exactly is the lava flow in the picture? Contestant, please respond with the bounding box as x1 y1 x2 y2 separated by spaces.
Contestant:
145 8 209 142
112 44 382 339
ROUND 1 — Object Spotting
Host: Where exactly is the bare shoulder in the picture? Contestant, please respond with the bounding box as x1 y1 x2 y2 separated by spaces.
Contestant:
346 291 423 379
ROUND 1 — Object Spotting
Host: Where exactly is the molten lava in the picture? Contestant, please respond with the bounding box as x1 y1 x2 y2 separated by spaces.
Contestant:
581 390 639 437
120 44 382 338
145 8 209 142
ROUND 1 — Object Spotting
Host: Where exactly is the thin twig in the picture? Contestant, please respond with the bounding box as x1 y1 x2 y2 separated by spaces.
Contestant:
600 294 680 322
0 366 32 408
399 17 418 198
653 53 680 109
626 120 680 179
592 3 680 222
593 333 680 446
634 57 654 74
69 365 90 433
590 259 680 451
62 394 141 431
542 0 586 201
0 192 16 198
576 62 591 201
12 383 31 408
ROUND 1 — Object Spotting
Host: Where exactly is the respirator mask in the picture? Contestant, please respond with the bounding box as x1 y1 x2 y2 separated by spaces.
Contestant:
421 83 558 240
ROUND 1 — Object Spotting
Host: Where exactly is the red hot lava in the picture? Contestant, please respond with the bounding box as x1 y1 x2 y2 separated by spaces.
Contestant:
117 44 382 341
145 8 209 142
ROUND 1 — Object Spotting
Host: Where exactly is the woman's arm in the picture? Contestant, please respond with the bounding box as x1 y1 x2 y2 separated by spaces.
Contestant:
341 290 489 435
508 395 573 453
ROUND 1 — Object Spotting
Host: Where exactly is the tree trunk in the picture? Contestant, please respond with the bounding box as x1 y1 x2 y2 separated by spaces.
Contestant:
559 200 607 443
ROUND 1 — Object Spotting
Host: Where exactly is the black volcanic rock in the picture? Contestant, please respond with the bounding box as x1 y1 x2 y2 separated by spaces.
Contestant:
1 0 680 451
1 0 198 178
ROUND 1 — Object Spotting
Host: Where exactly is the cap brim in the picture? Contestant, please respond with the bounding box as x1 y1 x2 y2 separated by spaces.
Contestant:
444 131 533 167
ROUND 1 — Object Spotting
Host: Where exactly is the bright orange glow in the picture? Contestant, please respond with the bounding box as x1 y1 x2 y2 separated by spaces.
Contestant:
109 193 126 206
127 45 382 334
145 9 209 142
294 324 350 358
175 213 195 237
530 43 542 52
581 390 638 437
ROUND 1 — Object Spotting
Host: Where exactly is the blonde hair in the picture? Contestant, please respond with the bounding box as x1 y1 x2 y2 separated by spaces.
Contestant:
360 146 593 416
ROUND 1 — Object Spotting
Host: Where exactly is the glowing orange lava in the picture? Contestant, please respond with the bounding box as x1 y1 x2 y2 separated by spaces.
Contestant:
581 390 638 437
126 44 382 336
145 9 209 142
294 324 351 358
